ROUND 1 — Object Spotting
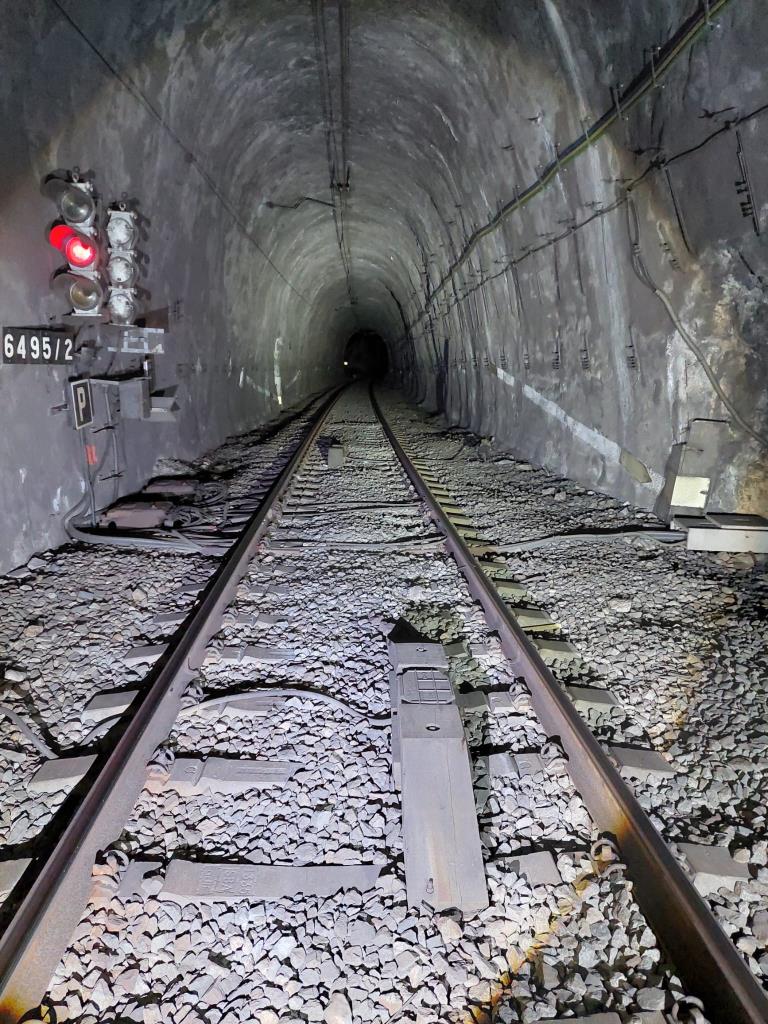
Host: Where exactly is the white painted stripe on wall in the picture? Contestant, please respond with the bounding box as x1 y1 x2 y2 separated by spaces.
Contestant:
496 367 516 388
495 365 662 489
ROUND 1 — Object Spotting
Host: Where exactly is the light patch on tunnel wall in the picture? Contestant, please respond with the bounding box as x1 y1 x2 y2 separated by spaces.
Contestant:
496 366 661 489
542 0 633 418
666 333 689 442
273 336 283 406
435 105 459 143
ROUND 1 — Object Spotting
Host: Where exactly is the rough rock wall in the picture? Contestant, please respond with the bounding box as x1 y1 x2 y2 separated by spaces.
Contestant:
1 0 765 572
397 0 768 515
0 1 349 571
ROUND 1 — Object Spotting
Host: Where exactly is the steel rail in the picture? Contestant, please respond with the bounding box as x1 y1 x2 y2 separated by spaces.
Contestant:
371 386 768 1024
0 386 346 1024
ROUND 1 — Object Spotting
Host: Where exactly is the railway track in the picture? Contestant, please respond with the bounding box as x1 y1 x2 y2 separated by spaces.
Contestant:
0 384 765 1024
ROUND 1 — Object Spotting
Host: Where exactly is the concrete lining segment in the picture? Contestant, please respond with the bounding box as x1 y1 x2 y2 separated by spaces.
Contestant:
0 0 765 577
495 368 664 492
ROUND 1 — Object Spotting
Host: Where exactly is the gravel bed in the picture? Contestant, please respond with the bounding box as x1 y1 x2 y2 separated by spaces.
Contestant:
381 390 768 990
0 396 325 866
46 387 692 1023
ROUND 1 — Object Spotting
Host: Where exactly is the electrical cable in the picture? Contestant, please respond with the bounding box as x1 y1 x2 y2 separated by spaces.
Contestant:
265 196 335 210
65 518 215 554
424 98 768 325
78 430 97 526
310 0 357 315
492 528 686 553
405 0 739 330
63 393 333 556
625 196 768 448
65 410 118 534
99 385 121 507
190 685 389 723
445 441 470 460
64 438 221 553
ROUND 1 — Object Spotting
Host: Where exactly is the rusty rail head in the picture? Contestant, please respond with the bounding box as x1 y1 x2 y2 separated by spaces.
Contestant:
371 385 768 1024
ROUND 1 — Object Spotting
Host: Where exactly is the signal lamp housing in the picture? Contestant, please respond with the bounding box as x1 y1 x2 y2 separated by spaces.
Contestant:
52 269 105 314
42 175 96 229
44 171 105 318
107 289 138 324
108 253 137 287
106 205 140 325
106 210 138 249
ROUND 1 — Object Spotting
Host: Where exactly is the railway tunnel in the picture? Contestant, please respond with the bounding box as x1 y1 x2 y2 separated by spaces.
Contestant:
1 3 768 1024
0 0 766 567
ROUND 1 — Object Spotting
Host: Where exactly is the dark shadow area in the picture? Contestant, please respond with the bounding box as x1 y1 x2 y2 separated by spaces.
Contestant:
343 329 389 379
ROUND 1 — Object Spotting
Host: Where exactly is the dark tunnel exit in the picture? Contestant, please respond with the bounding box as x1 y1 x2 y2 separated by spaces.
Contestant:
343 329 389 379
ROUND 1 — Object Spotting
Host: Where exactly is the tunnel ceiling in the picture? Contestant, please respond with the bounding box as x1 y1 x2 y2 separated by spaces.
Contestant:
1 0 766 571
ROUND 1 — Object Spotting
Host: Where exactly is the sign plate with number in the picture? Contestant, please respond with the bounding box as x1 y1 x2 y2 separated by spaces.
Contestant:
2 328 75 364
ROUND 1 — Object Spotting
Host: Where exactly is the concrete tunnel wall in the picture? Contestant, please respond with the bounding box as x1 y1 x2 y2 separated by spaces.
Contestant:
0 0 766 572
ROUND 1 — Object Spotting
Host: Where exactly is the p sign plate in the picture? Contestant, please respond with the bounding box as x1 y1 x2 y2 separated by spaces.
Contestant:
70 379 94 430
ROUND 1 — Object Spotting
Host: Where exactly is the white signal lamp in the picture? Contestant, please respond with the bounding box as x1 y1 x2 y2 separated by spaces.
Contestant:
108 288 138 324
106 210 138 248
106 204 140 325
108 253 137 287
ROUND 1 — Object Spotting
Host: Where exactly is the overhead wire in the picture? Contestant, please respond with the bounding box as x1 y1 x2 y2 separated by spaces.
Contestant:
310 0 357 314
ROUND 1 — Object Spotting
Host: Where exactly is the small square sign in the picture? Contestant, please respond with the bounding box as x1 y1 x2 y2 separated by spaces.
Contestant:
70 378 94 430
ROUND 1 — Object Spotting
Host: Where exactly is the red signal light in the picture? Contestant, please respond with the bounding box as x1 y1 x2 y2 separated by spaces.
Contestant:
65 235 97 268
48 223 72 251
47 224 97 268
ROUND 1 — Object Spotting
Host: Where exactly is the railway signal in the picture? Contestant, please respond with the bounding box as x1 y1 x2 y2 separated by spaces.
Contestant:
105 204 140 324
43 171 106 317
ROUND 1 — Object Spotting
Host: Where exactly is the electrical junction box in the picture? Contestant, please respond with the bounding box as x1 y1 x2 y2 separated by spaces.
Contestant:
99 499 171 530
119 377 151 419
